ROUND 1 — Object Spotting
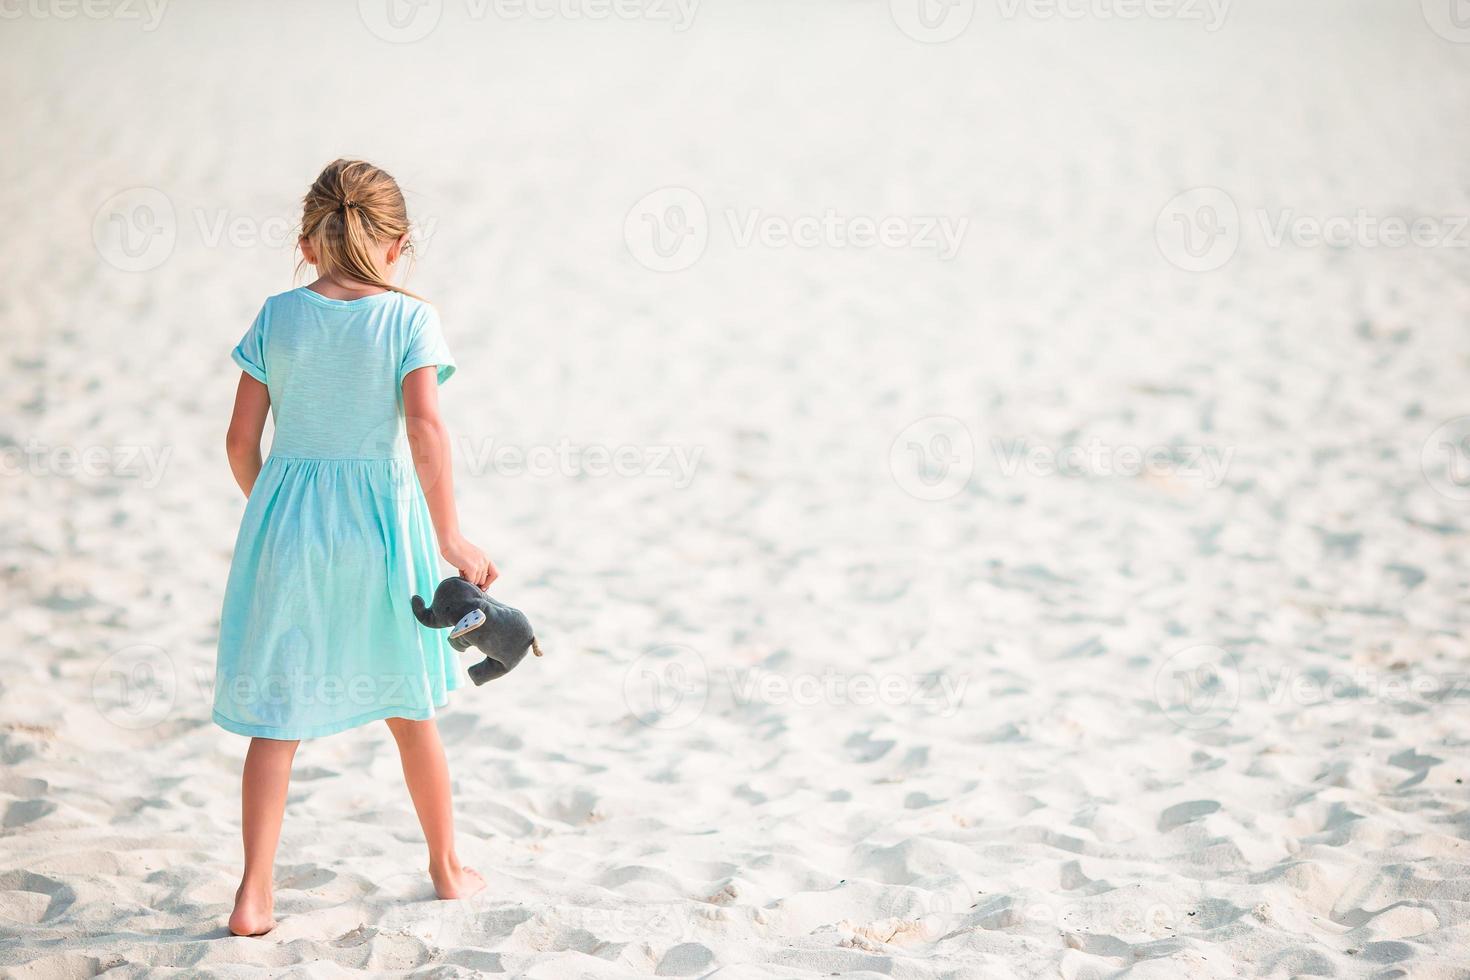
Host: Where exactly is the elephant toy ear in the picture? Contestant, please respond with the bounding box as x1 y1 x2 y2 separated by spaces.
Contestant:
451 608 487 640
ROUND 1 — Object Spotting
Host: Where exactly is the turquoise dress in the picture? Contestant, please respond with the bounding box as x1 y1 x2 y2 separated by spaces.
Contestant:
214 287 463 740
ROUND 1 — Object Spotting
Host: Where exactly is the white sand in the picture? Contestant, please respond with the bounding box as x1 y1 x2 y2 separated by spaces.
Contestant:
3 1 1470 976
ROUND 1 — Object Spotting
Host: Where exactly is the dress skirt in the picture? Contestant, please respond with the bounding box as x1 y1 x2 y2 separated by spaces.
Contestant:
213 454 462 739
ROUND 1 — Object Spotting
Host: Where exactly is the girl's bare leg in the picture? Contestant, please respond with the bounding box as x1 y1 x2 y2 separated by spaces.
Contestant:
230 736 299 936
384 716 485 899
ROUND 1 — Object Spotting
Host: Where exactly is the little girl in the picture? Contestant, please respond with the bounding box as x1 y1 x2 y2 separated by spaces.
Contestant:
215 160 492 936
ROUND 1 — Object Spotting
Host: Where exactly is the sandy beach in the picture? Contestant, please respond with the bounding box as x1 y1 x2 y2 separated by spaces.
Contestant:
2 1 1469 976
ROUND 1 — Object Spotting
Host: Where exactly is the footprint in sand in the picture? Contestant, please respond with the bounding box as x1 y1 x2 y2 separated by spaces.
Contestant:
1158 799 1221 832
0 871 76 926
2 798 57 830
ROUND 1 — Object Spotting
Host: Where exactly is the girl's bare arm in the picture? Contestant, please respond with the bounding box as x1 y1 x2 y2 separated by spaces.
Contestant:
403 366 497 589
225 373 270 497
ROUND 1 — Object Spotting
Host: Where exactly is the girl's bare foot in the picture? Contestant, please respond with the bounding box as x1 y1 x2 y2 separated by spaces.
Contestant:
228 884 276 936
429 857 486 900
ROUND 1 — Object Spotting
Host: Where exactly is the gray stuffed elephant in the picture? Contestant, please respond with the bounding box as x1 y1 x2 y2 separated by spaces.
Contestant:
411 576 544 685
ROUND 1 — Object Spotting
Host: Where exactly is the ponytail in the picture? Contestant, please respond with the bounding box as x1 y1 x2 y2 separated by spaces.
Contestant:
298 159 424 301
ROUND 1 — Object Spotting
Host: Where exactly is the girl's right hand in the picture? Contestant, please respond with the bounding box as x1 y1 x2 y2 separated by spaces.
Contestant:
441 535 498 590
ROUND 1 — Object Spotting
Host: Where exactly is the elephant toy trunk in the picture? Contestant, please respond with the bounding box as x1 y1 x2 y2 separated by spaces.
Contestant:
410 594 436 627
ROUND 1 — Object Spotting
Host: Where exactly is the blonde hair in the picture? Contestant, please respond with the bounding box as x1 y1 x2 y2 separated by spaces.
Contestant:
299 159 422 300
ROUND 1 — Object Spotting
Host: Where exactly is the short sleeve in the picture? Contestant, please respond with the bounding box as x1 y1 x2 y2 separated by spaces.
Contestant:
232 303 269 385
400 304 456 385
